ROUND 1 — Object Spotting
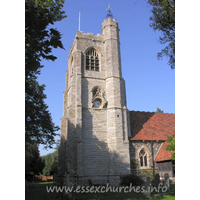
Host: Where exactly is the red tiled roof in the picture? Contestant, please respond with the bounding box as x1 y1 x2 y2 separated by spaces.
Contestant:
155 142 174 162
129 111 175 162
129 111 175 141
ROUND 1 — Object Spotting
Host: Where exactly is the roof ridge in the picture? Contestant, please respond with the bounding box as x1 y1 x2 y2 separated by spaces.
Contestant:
129 110 175 115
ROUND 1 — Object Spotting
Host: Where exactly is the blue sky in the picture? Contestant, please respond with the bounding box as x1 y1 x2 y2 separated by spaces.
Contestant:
38 0 175 156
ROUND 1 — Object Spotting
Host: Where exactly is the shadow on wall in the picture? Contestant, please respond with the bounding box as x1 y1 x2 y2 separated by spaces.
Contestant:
58 75 130 185
129 111 155 138
58 117 130 185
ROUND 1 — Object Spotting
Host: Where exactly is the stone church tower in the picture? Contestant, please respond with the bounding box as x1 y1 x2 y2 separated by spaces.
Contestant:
59 12 131 186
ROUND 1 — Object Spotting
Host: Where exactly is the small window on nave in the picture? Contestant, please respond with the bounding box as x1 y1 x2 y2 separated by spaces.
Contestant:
86 48 99 71
139 149 148 167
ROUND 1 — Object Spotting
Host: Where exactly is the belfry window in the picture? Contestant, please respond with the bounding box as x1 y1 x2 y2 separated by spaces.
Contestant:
139 149 147 167
86 48 99 71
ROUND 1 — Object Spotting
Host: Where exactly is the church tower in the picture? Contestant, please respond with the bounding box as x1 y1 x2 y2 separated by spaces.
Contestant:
59 8 131 186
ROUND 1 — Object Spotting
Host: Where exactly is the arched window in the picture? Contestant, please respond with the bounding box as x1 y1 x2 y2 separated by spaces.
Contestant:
139 149 147 167
86 48 99 71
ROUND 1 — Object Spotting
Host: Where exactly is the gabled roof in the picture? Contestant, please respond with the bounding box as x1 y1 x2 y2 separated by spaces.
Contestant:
129 111 175 162
155 142 174 162
129 111 175 141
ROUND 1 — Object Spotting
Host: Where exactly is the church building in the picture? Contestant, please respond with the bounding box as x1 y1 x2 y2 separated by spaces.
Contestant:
58 8 175 186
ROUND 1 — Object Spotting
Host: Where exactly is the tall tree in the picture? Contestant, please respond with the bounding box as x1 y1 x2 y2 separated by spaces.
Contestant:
42 141 59 175
148 0 175 69
25 0 66 148
25 142 45 175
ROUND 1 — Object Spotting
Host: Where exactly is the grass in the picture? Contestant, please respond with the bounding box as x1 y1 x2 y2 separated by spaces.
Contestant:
38 181 54 185
148 195 175 200
26 182 60 200
75 190 145 200
25 182 175 200
29 181 54 185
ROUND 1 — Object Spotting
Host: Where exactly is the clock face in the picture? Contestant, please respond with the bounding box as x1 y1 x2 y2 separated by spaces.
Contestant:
94 99 101 108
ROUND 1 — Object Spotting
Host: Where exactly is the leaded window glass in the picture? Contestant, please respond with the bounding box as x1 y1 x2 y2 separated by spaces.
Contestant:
86 48 99 71
139 149 148 167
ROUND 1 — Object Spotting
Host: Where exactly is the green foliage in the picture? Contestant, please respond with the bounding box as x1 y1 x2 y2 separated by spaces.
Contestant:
166 132 175 161
25 142 45 175
156 107 164 113
120 174 145 186
148 195 175 200
148 0 175 69
131 160 139 169
25 0 66 148
25 79 59 148
143 170 154 180
25 0 66 80
42 141 59 175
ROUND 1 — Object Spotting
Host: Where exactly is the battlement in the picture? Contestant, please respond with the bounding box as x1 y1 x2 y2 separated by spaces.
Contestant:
102 17 118 30
76 31 103 38
103 17 117 22
68 31 103 58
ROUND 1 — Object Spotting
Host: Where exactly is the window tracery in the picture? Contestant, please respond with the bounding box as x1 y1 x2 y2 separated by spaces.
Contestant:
139 149 148 167
86 48 99 71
